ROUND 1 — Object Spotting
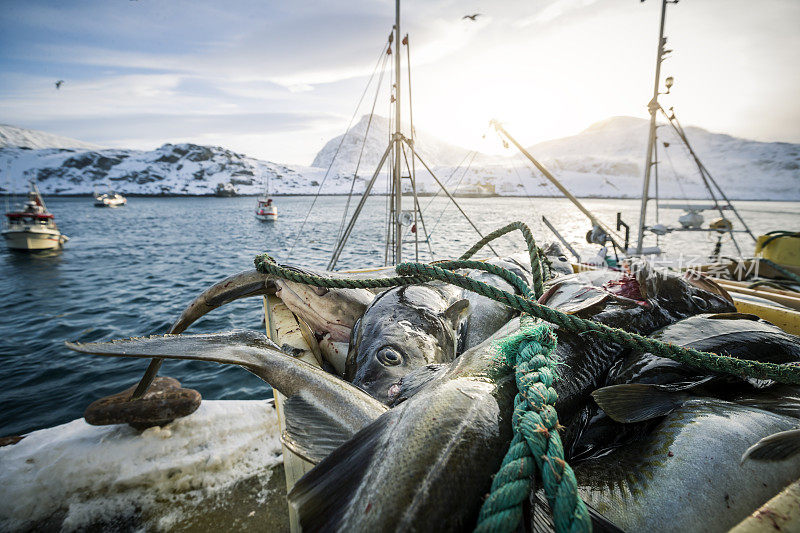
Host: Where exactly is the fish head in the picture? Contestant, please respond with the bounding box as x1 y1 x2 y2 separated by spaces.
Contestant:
541 241 574 276
630 260 735 316
346 285 470 402
274 274 375 343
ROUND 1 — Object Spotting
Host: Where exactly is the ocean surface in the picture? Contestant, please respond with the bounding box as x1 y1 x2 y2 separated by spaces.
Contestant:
1 195 798 436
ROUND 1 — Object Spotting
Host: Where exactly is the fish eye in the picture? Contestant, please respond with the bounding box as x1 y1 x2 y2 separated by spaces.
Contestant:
377 347 402 366
691 295 709 309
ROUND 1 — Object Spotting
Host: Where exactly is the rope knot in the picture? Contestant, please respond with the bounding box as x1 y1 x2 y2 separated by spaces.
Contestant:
253 253 276 272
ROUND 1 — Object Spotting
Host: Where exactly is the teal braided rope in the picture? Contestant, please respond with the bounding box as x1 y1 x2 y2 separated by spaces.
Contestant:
254 254 800 385
395 262 800 385
433 259 532 298
759 258 800 286
458 221 549 298
475 322 591 533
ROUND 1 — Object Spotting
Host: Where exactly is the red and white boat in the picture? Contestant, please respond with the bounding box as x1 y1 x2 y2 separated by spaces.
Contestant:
255 197 277 221
2 182 68 251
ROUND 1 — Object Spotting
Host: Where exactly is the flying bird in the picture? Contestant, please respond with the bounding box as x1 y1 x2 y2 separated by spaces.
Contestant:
462 13 482 21
55 80 64 90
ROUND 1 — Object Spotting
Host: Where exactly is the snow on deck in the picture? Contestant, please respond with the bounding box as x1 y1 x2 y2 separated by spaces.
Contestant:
0 400 283 531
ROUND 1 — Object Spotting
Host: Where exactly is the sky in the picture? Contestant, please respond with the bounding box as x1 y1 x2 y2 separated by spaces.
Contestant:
0 0 798 164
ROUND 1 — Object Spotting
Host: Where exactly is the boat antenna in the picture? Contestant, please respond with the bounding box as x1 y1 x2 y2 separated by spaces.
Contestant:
634 0 678 254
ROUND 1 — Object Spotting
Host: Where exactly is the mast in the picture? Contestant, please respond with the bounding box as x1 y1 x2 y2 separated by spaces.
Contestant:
635 0 672 254
392 0 403 263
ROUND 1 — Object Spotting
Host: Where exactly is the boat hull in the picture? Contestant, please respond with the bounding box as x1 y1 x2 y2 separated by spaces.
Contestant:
256 207 278 221
2 229 66 250
94 199 126 208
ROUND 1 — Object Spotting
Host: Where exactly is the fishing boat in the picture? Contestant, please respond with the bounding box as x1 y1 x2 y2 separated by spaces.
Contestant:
7 1 800 532
93 191 126 208
256 198 278 221
255 176 277 221
2 181 68 251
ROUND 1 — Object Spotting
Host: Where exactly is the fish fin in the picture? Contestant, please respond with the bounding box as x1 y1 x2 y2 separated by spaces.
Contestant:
170 270 274 334
443 298 470 328
388 363 448 406
66 331 310 398
289 411 393 532
66 330 280 369
706 312 761 321
741 429 800 463
587 502 625 533
592 383 688 423
281 394 360 464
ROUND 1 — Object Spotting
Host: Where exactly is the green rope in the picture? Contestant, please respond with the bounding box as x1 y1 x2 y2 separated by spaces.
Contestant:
748 279 800 293
254 254 800 385
254 220 800 532
475 321 591 533
759 258 800 286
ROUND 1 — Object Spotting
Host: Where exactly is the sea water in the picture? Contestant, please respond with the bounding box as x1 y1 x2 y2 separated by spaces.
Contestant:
1 196 797 436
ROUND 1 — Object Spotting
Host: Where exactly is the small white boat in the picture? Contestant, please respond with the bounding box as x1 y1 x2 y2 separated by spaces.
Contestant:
255 197 278 221
94 192 127 208
2 182 69 251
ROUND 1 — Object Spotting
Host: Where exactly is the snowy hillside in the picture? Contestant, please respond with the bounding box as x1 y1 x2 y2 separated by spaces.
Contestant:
524 116 800 200
0 118 797 199
0 124 101 151
0 143 356 196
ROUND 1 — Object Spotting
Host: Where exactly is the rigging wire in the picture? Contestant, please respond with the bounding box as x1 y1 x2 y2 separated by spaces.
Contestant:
418 151 471 215
287 38 391 260
335 50 391 245
404 33 419 262
426 150 478 240
400 142 435 260
659 107 743 255
662 142 690 202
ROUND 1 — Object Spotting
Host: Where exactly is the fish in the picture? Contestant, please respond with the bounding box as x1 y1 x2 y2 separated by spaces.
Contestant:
458 253 533 350
66 330 387 464
170 270 275 334
540 261 735 444
606 312 800 391
274 280 374 343
147 267 377 382
571 398 800 532
346 282 470 402
273 277 375 374
591 313 800 425
291 319 521 531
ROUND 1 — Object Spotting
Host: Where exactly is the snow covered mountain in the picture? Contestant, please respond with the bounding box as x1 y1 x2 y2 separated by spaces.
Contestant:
0 117 797 199
0 142 347 196
0 124 101 151
524 116 800 200
311 114 477 172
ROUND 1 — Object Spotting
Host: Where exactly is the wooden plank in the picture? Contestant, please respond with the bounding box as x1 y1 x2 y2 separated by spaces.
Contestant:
718 283 800 311
729 479 800 533
263 295 318 533
732 299 800 336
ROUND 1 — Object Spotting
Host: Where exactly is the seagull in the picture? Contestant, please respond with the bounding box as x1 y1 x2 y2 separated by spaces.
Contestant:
55 80 64 90
462 13 482 21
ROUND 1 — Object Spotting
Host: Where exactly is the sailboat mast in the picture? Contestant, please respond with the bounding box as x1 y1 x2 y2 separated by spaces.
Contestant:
393 0 403 263
635 0 670 254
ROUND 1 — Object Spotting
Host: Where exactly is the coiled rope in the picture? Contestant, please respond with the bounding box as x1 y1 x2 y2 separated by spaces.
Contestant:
254 221 800 532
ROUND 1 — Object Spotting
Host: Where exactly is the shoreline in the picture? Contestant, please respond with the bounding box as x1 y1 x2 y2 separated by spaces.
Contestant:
0 193 795 202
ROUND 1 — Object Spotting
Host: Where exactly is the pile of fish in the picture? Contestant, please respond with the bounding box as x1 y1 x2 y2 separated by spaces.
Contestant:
68 246 800 532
